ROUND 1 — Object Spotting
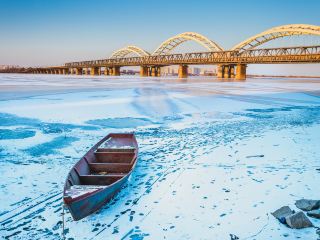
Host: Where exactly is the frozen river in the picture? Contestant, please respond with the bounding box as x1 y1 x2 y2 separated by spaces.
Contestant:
0 74 320 239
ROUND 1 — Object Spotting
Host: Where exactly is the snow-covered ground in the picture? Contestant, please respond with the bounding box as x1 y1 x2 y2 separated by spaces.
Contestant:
0 74 320 240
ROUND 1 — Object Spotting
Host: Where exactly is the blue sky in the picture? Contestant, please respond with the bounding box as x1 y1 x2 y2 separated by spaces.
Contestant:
0 0 320 74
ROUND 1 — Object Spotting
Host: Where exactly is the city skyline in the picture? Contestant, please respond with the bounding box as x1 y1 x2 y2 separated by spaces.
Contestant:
1 0 320 75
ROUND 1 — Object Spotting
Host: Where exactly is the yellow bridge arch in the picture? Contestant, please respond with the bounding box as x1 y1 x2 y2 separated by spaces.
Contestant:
152 32 224 55
232 24 320 52
111 45 150 58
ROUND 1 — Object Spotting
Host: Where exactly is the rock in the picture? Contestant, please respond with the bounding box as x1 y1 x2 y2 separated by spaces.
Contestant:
272 206 294 221
229 234 239 240
295 199 320 211
307 209 320 219
285 211 313 229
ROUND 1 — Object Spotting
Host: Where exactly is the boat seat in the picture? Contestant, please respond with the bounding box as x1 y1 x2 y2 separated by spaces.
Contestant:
96 147 135 153
94 151 135 164
80 173 125 185
89 162 132 174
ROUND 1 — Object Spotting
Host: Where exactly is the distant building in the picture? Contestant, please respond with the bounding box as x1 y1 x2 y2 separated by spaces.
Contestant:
0 65 20 70
192 67 201 75
162 66 177 76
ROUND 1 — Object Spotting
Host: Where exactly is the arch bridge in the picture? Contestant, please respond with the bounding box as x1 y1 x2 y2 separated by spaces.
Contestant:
31 24 320 80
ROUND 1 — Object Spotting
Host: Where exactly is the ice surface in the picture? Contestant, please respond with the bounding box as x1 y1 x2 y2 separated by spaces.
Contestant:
0 74 320 239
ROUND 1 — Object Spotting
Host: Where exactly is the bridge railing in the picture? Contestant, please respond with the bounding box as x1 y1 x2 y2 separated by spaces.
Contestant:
64 45 320 67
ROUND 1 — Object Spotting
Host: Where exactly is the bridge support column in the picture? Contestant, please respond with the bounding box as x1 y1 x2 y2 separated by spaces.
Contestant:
217 65 223 78
157 66 161 77
91 67 99 76
59 69 63 75
223 66 230 78
230 65 235 78
235 64 247 80
151 66 157 77
140 66 148 77
104 67 109 75
75 68 82 75
112 66 120 76
178 65 188 78
63 68 68 75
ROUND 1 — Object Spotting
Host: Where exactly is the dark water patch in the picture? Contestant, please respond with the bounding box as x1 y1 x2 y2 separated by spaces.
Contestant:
40 123 98 134
0 113 98 135
0 113 41 127
0 128 36 140
129 232 150 240
163 115 184 121
246 105 306 113
86 117 155 129
234 112 273 119
24 136 79 156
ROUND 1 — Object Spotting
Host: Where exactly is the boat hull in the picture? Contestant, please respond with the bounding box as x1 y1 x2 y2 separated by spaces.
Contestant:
67 174 130 221
63 133 138 221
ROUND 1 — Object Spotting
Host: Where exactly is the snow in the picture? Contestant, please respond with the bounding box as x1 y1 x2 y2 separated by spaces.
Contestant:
65 185 105 200
0 74 320 239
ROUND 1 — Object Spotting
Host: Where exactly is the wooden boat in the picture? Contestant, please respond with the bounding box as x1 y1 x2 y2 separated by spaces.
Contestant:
63 133 138 221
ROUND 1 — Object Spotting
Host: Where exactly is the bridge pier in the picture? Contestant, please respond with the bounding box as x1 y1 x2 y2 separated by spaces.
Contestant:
151 67 157 77
235 64 247 80
217 65 223 78
223 65 229 78
75 68 82 75
230 65 235 78
149 66 161 77
140 66 148 77
91 67 99 76
62 68 68 75
178 65 188 78
217 65 236 79
104 67 109 75
112 66 120 76
157 66 161 77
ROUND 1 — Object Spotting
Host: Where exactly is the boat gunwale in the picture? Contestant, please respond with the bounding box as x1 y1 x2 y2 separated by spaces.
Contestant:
63 133 138 205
